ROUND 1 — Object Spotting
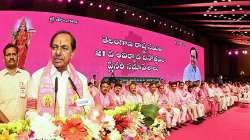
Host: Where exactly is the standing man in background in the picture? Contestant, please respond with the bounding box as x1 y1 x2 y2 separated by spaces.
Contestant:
0 43 30 122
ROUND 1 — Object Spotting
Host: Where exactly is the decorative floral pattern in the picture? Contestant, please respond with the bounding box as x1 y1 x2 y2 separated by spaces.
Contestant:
0 104 168 139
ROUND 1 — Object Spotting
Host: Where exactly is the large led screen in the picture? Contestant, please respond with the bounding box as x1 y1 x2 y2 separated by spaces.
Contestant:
0 11 204 81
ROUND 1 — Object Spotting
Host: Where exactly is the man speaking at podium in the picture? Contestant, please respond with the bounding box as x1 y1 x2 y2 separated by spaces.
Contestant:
27 31 94 118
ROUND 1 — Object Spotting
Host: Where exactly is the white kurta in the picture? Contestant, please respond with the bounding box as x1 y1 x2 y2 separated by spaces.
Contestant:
125 93 143 104
143 91 159 105
28 65 94 117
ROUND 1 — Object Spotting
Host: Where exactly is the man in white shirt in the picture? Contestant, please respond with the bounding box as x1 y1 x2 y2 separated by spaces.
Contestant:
137 81 149 96
124 82 143 104
111 82 125 107
167 81 182 129
94 80 114 109
176 82 188 125
143 82 159 105
183 47 201 82
0 44 30 122
27 31 94 118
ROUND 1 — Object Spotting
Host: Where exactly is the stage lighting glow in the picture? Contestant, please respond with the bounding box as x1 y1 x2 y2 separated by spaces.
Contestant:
242 50 248 54
235 51 239 55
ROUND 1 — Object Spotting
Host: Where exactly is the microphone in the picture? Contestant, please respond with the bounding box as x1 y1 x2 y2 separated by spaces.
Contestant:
68 77 86 113
54 77 58 115
68 77 80 98
55 77 58 94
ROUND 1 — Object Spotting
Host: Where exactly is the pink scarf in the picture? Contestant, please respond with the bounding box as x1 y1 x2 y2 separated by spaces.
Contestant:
37 62 83 117
94 91 114 108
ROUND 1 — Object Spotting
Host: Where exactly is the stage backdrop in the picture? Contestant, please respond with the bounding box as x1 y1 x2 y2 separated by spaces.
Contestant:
0 11 204 81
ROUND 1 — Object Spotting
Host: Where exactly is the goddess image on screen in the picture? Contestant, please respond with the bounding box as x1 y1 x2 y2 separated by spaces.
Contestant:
11 18 36 69
183 47 201 82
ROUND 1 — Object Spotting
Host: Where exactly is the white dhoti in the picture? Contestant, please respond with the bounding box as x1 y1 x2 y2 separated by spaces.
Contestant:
171 107 181 127
196 103 205 117
180 105 188 123
187 103 198 121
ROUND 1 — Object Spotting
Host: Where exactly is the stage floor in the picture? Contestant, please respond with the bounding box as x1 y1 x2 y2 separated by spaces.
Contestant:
168 105 250 140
